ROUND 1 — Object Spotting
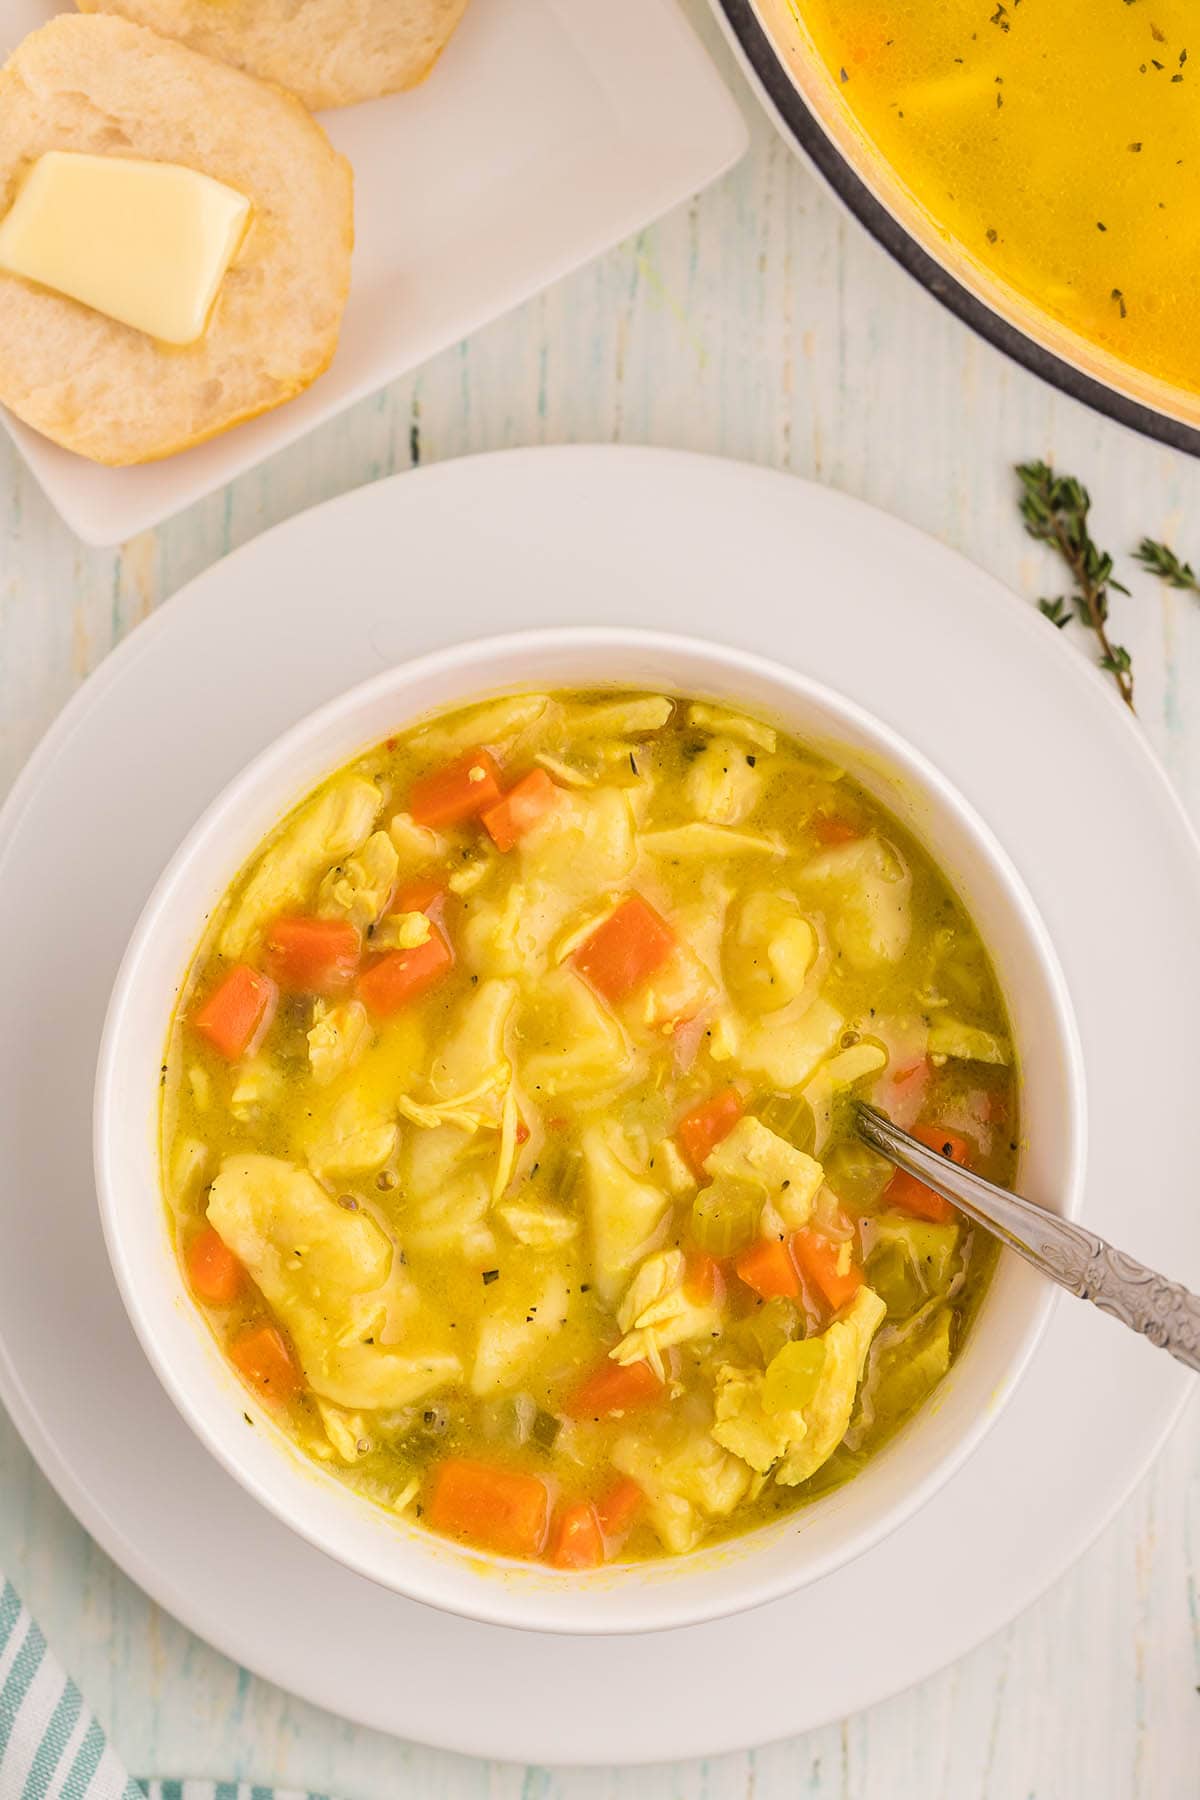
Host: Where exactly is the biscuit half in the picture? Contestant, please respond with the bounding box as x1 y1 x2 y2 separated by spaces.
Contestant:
76 0 472 111
0 15 354 466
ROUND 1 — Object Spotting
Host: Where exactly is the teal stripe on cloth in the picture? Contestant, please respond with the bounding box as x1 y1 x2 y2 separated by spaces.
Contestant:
0 1569 335 1800
138 1790 329 1800
57 1717 108 1800
23 1678 82 1800
0 1581 22 1655
0 1612 46 1763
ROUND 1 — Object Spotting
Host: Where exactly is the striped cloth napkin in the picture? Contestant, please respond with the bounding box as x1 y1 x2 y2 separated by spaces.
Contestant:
1 1570 329 1800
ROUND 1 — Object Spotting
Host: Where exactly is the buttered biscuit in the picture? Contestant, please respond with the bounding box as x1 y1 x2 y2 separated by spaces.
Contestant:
0 16 353 465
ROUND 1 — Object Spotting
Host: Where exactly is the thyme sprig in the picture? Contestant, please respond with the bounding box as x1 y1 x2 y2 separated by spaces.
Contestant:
1134 537 1200 593
1015 460 1134 709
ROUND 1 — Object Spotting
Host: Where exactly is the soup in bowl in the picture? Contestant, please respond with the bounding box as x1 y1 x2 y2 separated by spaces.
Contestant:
95 630 1084 1632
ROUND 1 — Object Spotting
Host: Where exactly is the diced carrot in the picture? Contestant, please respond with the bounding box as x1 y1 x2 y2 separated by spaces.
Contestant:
885 1126 971 1223
813 816 861 846
229 1323 304 1403
683 1248 725 1306
790 1228 864 1311
595 1476 644 1540
186 1226 244 1305
426 1458 550 1559
482 768 560 853
735 1237 801 1301
191 964 277 1062
676 1086 744 1175
262 915 360 995
563 1357 664 1419
548 1501 605 1570
515 1120 531 1146
409 749 503 829
389 875 445 916
358 925 453 1016
573 894 677 1004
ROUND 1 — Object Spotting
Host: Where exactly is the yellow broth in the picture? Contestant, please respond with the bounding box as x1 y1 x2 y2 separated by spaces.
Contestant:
789 0 1200 399
162 690 1017 1565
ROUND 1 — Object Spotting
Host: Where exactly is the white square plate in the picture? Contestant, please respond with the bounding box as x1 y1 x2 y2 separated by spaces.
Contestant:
0 1 747 544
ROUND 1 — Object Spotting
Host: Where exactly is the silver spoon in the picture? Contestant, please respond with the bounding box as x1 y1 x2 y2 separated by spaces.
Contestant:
853 1102 1200 1375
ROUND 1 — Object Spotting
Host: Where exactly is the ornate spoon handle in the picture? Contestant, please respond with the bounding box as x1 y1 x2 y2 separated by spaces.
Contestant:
855 1104 1200 1375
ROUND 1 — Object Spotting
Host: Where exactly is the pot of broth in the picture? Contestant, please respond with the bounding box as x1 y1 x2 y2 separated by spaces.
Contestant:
716 0 1200 453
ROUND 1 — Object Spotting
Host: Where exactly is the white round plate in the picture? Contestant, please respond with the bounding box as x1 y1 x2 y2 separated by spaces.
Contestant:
0 448 1195 1765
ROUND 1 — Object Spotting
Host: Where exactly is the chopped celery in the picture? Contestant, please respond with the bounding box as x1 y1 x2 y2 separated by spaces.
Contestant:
865 1245 922 1317
927 1018 1011 1065
874 1214 960 1281
869 1309 954 1425
763 1338 827 1413
942 954 987 1009
758 1091 817 1155
726 1296 801 1367
690 1177 762 1256
866 1213 960 1317
824 1141 893 1212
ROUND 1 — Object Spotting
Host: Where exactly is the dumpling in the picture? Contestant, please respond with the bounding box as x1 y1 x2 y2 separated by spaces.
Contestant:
684 737 762 825
431 979 517 1093
400 1167 495 1262
519 968 639 1099
495 1197 579 1249
611 1429 750 1554
220 777 381 959
207 1154 458 1410
723 890 818 1014
306 1094 398 1180
738 998 844 1091
800 836 911 969
702 1116 824 1229
524 786 637 892
580 1121 672 1305
471 1269 571 1395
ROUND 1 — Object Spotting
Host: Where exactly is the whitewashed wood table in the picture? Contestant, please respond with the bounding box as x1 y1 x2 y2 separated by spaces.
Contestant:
1 6 1198 1794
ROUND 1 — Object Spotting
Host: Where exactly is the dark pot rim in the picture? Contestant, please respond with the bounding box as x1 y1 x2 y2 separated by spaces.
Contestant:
715 0 1200 458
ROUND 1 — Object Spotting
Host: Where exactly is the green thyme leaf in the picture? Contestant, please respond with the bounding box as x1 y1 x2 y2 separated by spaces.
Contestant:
1015 461 1135 709
1134 537 1200 592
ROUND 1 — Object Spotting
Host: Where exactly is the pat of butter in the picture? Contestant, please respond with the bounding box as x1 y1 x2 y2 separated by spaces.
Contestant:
0 151 251 347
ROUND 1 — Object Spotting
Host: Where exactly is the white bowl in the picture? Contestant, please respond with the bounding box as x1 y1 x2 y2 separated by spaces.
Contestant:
94 627 1086 1634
